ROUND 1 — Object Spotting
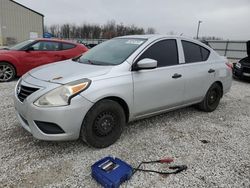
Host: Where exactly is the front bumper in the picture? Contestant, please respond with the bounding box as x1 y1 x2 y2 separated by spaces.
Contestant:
233 67 250 79
14 77 93 141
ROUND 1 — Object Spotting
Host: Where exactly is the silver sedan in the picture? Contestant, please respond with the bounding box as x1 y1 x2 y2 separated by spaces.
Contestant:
14 35 232 148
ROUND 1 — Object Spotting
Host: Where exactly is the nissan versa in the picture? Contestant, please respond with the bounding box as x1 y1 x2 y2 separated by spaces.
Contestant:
14 35 232 148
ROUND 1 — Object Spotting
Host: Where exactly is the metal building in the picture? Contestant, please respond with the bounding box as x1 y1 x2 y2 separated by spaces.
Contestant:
0 0 44 46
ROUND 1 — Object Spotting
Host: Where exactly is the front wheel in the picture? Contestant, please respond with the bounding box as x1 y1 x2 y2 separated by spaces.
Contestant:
80 100 125 148
198 83 223 112
0 62 16 82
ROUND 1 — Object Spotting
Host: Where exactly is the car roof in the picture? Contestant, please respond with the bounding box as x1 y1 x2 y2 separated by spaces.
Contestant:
118 34 212 50
36 38 77 44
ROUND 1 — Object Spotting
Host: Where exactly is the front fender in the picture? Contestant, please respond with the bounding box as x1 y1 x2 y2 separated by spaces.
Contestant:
80 75 134 118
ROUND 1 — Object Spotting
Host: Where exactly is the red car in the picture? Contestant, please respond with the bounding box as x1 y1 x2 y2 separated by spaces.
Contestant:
0 39 88 82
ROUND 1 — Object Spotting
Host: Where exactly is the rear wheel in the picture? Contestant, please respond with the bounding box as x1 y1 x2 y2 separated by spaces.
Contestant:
80 100 125 148
0 62 16 82
198 83 223 112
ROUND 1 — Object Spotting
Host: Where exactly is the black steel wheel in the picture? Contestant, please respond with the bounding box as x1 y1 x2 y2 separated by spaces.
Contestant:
0 62 16 82
80 99 125 148
198 83 222 112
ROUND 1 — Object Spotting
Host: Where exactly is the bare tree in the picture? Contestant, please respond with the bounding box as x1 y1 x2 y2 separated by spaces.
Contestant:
45 21 155 39
48 24 61 38
146 27 156 34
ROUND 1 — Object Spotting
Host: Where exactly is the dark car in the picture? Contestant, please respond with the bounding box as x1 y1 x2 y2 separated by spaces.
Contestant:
233 41 250 80
0 39 88 82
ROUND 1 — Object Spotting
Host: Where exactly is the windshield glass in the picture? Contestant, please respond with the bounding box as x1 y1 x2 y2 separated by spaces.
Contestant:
9 40 34 50
79 38 146 65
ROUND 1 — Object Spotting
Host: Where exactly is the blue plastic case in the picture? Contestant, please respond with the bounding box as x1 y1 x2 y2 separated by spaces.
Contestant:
91 156 133 188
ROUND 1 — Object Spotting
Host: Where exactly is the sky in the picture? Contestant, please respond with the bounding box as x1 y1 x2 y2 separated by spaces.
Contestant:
16 0 250 40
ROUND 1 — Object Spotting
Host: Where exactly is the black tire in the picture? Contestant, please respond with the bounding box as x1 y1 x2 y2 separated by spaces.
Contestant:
0 62 16 82
198 83 223 112
80 99 125 148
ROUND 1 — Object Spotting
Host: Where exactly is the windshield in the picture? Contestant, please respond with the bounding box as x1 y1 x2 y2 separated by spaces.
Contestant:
79 38 146 65
9 40 35 50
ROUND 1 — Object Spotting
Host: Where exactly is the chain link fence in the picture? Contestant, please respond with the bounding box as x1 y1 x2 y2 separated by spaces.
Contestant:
207 40 248 60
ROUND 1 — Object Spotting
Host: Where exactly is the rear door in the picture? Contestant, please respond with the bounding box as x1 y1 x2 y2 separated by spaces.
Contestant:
52 42 78 61
132 39 185 117
180 40 215 103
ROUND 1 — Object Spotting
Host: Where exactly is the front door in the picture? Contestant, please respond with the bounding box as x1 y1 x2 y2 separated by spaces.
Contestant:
20 41 62 73
132 39 185 117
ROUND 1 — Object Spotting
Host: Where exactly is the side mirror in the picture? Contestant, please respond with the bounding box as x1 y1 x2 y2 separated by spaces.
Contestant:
134 58 157 71
25 47 34 52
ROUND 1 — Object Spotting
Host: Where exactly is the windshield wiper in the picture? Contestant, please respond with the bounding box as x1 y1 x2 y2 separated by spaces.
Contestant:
79 59 113 66
87 60 94 64
91 62 114 66
1 47 9 50
72 55 82 62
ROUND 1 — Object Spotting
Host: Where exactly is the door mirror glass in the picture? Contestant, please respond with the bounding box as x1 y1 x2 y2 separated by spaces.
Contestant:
135 58 157 70
25 46 34 51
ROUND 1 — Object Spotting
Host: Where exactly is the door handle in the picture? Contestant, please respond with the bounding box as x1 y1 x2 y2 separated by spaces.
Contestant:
208 69 215 73
172 73 182 79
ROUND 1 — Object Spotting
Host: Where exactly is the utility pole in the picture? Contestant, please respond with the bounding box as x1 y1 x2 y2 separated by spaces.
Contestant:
196 20 202 39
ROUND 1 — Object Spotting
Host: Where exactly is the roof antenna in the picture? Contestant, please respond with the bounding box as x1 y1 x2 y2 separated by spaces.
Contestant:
180 33 184 36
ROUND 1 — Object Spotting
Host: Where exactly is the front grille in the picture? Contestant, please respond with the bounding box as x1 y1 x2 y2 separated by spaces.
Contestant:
17 85 39 102
243 67 250 73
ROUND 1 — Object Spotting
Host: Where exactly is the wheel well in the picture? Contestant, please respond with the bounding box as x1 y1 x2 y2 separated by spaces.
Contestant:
214 81 223 97
100 97 130 122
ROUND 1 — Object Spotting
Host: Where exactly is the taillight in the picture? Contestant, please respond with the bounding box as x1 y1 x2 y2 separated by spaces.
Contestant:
225 62 233 70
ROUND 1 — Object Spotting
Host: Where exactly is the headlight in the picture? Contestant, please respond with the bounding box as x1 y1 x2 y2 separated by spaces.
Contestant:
34 79 91 107
235 62 241 69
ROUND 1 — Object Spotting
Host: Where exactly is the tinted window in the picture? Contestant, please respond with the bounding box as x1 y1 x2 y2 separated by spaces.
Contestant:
137 39 178 67
182 41 210 63
62 43 76 50
30 41 60 51
201 47 210 60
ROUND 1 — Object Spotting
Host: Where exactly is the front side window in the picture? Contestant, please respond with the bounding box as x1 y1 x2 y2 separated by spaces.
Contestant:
79 38 146 65
30 41 61 51
136 39 179 67
182 41 210 63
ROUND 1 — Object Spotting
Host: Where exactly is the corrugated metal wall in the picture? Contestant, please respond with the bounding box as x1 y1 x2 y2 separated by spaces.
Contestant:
0 0 43 46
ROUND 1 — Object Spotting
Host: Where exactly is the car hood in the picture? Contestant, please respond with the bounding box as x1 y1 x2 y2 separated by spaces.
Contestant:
0 49 11 54
28 60 112 84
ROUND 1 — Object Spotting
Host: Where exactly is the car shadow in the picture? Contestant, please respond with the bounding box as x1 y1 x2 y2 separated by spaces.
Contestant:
233 77 250 83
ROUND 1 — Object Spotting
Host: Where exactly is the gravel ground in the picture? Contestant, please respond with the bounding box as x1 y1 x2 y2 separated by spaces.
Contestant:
0 79 250 188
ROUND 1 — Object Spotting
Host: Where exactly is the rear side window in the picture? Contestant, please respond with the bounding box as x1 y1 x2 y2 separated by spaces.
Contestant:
62 43 76 50
182 41 210 63
137 39 179 67
201 47 210 60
